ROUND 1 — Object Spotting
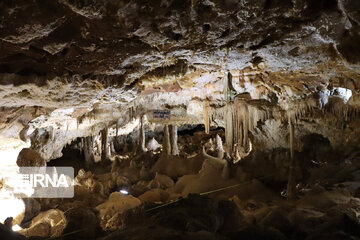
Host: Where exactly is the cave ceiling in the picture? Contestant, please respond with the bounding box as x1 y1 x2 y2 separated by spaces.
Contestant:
0 0 360 159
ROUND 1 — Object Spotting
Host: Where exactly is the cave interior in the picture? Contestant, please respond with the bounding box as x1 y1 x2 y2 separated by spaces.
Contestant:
1 0 360 239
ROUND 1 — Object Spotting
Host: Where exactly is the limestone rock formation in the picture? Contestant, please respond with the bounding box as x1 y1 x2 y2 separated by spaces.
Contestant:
1 0 360 239
96 192 141 230
20 209 66 238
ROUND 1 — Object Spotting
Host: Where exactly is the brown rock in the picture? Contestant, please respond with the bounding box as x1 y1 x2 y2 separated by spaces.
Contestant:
16 148 46 167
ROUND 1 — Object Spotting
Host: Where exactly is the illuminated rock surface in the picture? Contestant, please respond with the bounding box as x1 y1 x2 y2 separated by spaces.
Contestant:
0 0 360 239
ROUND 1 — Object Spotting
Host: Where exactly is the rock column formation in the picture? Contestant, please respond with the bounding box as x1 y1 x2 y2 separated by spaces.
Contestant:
101 128 109 161
225 98 249 153
163 124 171 155
83 136 94 168
287 116 296 200
169 125 179 156
138 115 146 153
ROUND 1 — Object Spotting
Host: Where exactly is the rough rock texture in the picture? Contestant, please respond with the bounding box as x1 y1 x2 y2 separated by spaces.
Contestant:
19 209 66 238
0 0 359 162
16 148 46 167
96 192 142 230
62 206 99 240
1 3 360 239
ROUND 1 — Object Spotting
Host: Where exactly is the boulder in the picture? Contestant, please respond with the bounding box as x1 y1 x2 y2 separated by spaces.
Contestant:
96 192 141 230
62 207 99 240
139 189 170 203
16 148 46 167
20 209 66 238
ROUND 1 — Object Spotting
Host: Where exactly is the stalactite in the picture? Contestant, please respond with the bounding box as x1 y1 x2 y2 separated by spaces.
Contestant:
169 125 179 156
247 105 270 131
163 124 171 155
138 115 146 153
287 97 318 122
224 73 230 102
79 138 84 155
225 103 234 152
129 106 136 121
101 127 109 161
204 98 210 134
229 98 249 150
65 121 69 134
236 98 249 149
286 95 360 123
225 97 269 154
84 136 94 168
287 116 296 200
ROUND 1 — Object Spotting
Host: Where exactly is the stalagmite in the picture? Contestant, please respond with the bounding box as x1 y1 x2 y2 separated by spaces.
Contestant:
110 140 116 156
287 116 296 200
204 99 210 134
169 125 179 156
232 140 252 163
201 145 229 180
163 124 171 155
216 134 225 159
95 135 102 156
202 146 226 165
101 127 109 161
83 136 94 168
138 115 146 153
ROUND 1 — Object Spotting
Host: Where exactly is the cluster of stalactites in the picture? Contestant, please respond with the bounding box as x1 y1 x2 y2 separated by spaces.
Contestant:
286 97 319 122
248 104 271 131
78 128 114 166
225 97 270 152
286 96 360 122
327 99 360 121
129 106 137 121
